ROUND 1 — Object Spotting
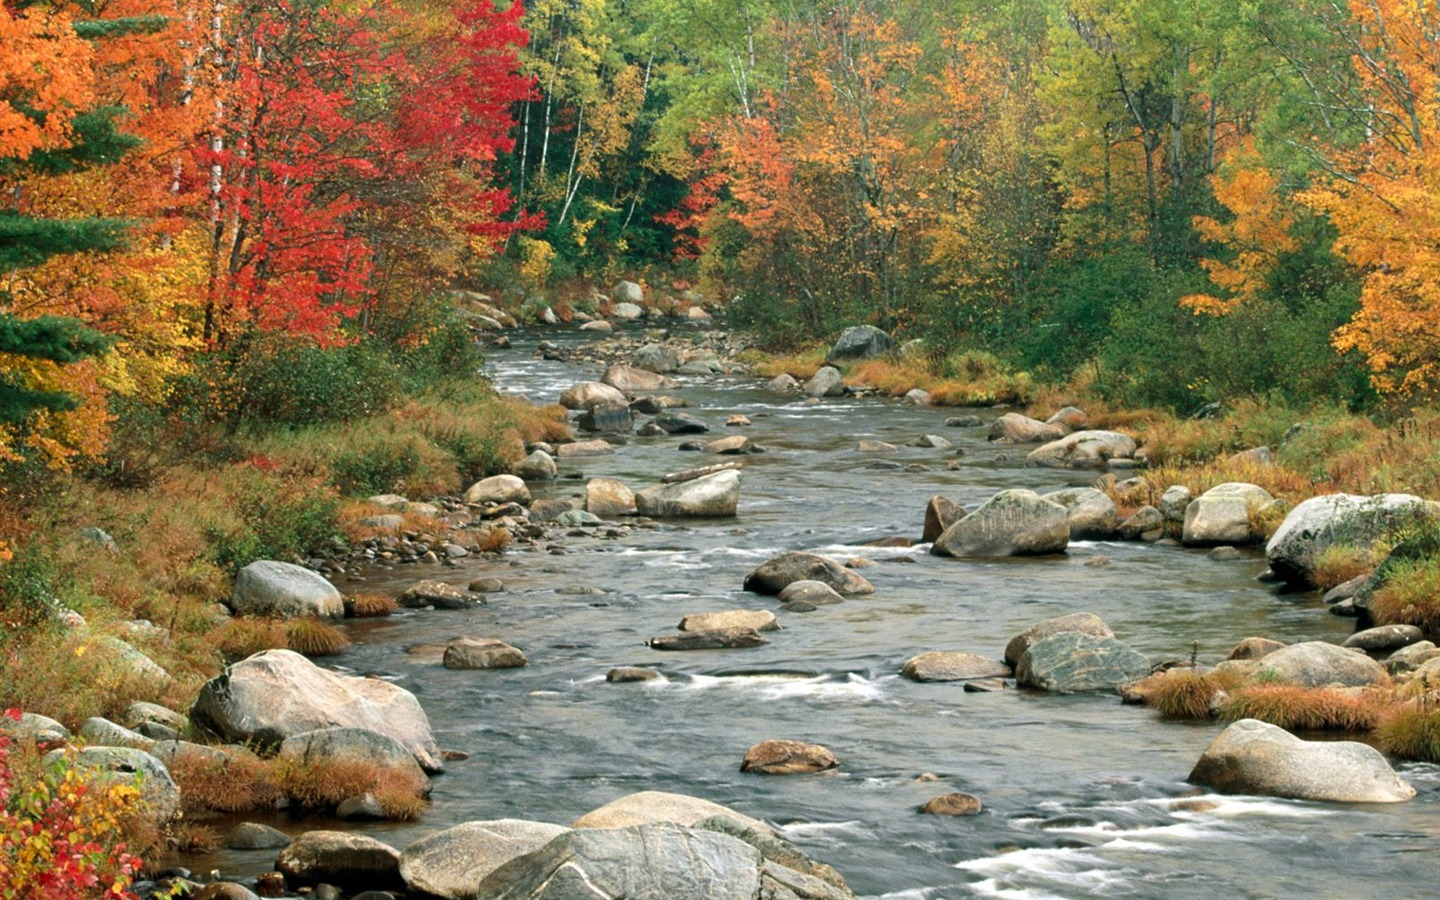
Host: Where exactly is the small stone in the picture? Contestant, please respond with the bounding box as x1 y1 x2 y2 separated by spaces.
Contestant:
1207 546 1244 561
919 793 983 816
1084 555 1110 567
646 628 767 651
443 637 528 669
607 667 663 683
225 822 292 851
740 739 838 775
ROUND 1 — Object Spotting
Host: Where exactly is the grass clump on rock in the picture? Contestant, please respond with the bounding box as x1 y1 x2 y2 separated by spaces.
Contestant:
1219 685 1392 732
346 593 398 618
1376 704 1440 762
1143 669 1242 719
284 617 350 656
1369 556 1440 634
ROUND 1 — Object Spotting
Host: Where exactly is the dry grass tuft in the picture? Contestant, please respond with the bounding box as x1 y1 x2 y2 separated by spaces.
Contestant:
1369 557 1440 634
284 616 350 656
1143 668 1243 719
473 526 512 554
347 593 397 618
1376 703 1440 762
1220 684 1393 732
274 756 429 819
1310 546 1375 591
168 822 221 852
168 748 283 815
208 617 288 662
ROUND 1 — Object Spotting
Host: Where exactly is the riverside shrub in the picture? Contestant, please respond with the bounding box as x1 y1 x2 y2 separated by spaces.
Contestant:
0 710 142 898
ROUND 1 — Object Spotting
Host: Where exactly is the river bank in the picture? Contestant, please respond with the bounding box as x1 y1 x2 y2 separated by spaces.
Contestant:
5 308 1440 898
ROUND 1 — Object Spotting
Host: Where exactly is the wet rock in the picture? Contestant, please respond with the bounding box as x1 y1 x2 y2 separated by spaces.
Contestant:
397 580 484 610
1323 574 1370 606
901 652 1011 683
635 469 741 517
678 610 780 633
556 439 615 458
963 679 1008 692
1266 493 1436 587
804 366 845 398
443 637 528 669
1027 431 1136 469
576 402 633 433
650 412 710 434
907 434 951 449
607 667 663 683
922 495 965 544
230 560 343 620
857 439 896 453
571 790 774 834
692 815 850 892
529 498 580 522
275 831 404 891
1004 613 1115 669
602 363 679 392
513 450 558 481
193 885 259 900
579 319 613 332
1040 488 1120 540
586 477 637 517
1189 719 1415 803
336 794 387 820
1208 546 1244 561
827 325 895 362
706 435 752 454
399 819 571 900
987 413 1065 444
1343 624 1424 654
1227 637 1286 661
662 462 744 484
1182 483 1273 546
768 374 800 394
903 389 932 406
919 793 983 816
1015 632 1150 693
727 415 752 427
745 552 875 596
1253 641 1388 687
634 343 682 374
630 395 688 414
776 581 845 606
931 489 1069 558
463 474 531 507
558 382 628 411
945 415 985 427
646 628 768 651
1118 506 1165 540
226 822 292 850
191 649 442 772
741 740 838 775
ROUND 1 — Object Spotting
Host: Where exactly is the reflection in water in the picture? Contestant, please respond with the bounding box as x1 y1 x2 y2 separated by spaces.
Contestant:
191 325 1437 898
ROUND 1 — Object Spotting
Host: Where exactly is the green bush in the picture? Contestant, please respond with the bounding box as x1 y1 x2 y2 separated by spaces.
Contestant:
206 472 340 574
0 546 61 646
331 439 422 496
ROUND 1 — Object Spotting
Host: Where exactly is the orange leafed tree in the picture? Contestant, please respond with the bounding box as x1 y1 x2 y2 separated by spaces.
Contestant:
1302 0 1440 395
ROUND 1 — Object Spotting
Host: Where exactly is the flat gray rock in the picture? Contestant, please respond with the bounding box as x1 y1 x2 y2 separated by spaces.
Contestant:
399 820 570 900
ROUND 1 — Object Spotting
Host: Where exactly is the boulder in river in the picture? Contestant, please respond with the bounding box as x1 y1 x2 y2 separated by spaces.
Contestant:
768 373 800 395
1027 431 1136 469
652 412 711 434
1015 632 1150 692
276 831 404 891
919 793 983 816
922 495 965 544
804 366 845 398
776 580 845 605
635 469 740 517
901 652 1011 683
230 560 343 620
931 489 1070 557
987 413 1065 444
586 477 637 517
398 579 484 610
741 740 838 775
1265 492 1436 587
443 637 528 669
1040 488 1120 540
706 435 752 455
1344 624 1424 654
1227 637 1286 661
571 790 774 834
1189 718 1415 803
464 474 531 507
744 551 875 596
512 450 558 481
476 822 853 900
1004 612 1115 668
603 363 679 392
1252 640 1389 687
556 439 615 458
398 819 571 900
1118 505 1164 540
678 610 779 633
1159 485 1194 524
857 439 897 453
647 628 767 651
634 343 682 374
1181 482 1273 546
576 402 634 433
191 649 443 771
826 325 895 362
558 381 628 411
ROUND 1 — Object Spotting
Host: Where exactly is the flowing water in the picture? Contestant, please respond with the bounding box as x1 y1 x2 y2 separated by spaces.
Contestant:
202 325 1440 898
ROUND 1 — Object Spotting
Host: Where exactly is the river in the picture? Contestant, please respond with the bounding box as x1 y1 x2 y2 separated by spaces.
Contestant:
202 324 1440 899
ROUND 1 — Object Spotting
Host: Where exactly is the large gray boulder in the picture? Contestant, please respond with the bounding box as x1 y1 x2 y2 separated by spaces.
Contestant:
931 490 1070 557
826 325 895 363
399 820 570 900
1253 641 1389 687
1027 431 1136 469
804 366 845 398
602 363 679 392
475 823 852 900
1041 488 1120 540
276 831 404 891
634 344 682 374
1181 483 1273 546
513 450 558 482
634 469 740 518
987 413 1065 444
1004 612 1114 668
1189 719 1415 802
46 746 179 825
191 649 442 772
464 474 531 506
744 551 875 596
278 727 428 787
558 382 628 411
1016 632 1150 692
230 561 342 620
1266 493 1436 586
571 790 772 834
